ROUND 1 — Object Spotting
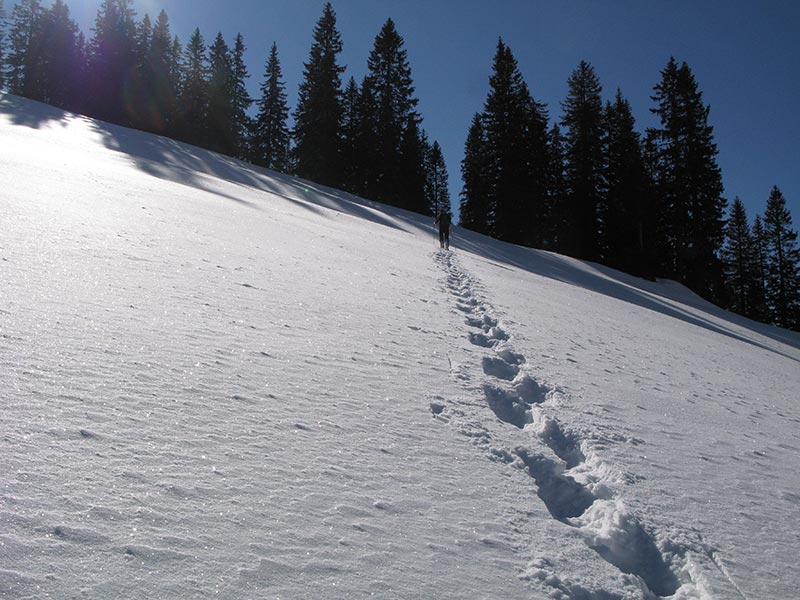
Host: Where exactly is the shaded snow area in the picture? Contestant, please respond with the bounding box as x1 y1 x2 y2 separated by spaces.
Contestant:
1 94 799 599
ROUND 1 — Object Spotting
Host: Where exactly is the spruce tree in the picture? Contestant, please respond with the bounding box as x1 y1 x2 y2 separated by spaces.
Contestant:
750 215 770 321
6 0 44 98
545 124 568 251
125 12 153 131
561 60 605 261
177 28 209 147
482 40 542 246
396 118 428 213
722 198 755 316
353 75 381 198
602 89 649 275
230 34 253 160
252 42 290 172
365 18 421 208
293 2 345 186
145 10 178 134
763 186 800 329
649 58 726 301
340 76 362 192
38 0 81 110
426 140 451 219
459 113 490 234
88 0 137 124
207 32 236 155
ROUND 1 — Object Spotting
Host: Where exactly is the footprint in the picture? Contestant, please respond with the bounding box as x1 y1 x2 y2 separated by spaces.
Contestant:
482 356 519 381
536 417 585 469
515 448 596 521
513 374 549 405
483 384 532 428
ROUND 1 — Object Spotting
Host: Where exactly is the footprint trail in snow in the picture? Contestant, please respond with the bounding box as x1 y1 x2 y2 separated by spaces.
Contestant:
430 249 738 600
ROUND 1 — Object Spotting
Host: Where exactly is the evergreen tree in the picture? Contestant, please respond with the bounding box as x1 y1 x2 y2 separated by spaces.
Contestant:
482 39 542 245
177 28 209 147
426 140 451 219
145 10 179 134
649 57 726 301
722 198 755 316
561 60 605 260
207 32 236 155
252 42 290 172
87 0 137 124
124 12 153 130
293 2 345 186
763 186 800 329
6 0 44 98
750 215 770 321
353 75 381 198
524 87 552 248
38 0 80 109
459 113 490 234
340 76 362 192
544 123 568 250
365 18 421 208
230 33 253 160
602 89 649 275
396 118 428 213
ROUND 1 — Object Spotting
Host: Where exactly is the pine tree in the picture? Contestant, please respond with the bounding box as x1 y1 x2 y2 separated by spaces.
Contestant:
6 0 44 98
293 2 345 186
353 75 381 198
763 186 800 329
396 118 428 213
602 89 649 275
459 113 490 234
649 58 726 301
364 18 421 208
144 9 178 134
207 32 236 155
38 0 80 109
87 0 137 124
252 42 290 172
426 140 451 219
230 34 253 160
749 215 770 321
177 28 209 147
544 124 568 250
722 198 755 316
124 12 154 131
340 76 362 192
561 60 605 261
482 39 542 245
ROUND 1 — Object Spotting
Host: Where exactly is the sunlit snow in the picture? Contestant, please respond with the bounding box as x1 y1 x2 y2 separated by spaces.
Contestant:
2 94 798 599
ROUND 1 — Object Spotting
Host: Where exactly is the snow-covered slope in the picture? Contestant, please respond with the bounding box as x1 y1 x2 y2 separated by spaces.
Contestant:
2 94 798 600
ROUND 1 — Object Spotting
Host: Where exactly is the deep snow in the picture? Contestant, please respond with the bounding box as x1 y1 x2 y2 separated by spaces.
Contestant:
1 94 799 600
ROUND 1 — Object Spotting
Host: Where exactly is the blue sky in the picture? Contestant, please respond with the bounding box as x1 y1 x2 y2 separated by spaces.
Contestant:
68 0 799 223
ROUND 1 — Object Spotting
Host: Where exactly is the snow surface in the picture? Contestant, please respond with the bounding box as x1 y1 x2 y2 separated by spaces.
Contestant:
1 94 799 600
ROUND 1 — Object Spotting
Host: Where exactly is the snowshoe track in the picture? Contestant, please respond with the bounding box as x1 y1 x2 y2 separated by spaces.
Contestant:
431 249 730 600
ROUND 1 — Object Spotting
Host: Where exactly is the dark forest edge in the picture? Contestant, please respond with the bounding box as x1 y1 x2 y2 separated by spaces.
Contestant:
1 0 798 331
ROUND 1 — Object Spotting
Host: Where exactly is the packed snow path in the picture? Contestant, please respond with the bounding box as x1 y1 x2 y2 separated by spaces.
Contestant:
431 250 749 600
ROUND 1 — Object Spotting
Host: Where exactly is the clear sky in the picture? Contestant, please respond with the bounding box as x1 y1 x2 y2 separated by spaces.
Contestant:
67 0 800 223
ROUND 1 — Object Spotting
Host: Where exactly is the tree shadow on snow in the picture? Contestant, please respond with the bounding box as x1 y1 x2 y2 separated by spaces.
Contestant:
454 229 800 363
1 94 428 235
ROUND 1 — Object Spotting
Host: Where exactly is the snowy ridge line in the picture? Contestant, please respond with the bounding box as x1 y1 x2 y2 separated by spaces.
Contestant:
430 249 723 600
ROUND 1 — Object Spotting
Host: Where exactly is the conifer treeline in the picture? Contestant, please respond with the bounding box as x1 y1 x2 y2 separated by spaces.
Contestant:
0 0 450 217
460 41 800 330
1 1 797 329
